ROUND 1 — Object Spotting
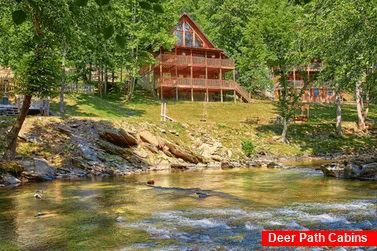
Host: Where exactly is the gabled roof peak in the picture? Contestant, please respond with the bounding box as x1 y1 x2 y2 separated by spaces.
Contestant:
175 12 216 49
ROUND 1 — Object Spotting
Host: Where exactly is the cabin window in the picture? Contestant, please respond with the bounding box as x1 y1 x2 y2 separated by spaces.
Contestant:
185 31 193 46
313 88 319 97
184 23 191 31
176 20 183 30
174 30 183 46
173 20 205 48
194 36 203 47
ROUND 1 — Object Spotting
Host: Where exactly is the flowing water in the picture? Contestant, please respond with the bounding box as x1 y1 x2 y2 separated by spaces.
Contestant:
0 168 376 250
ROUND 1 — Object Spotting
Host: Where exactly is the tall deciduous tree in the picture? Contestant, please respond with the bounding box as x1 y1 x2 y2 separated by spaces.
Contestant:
1 0 70 160
243 0 310 142
308 0 377 132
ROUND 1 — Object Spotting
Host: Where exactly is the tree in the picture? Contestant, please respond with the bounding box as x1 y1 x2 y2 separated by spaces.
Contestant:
308 0 377 132
1 0 71 160
1 0 174 160
242 0 311 142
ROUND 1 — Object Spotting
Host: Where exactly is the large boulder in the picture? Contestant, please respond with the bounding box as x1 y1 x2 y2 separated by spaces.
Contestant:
20 158 57 181
358 163 377 180
319 161 376 180
2 174 21 186
165 142 199 164
139 131 162 148
198 141 222 159
318 163 345 178
99 128 138 148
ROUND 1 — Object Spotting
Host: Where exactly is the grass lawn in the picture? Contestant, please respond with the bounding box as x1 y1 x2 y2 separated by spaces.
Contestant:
1 89 376 159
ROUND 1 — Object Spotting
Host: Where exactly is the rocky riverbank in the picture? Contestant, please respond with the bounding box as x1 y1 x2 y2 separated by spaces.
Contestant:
318 158 377 181
0 119 286 187
1 118 376 187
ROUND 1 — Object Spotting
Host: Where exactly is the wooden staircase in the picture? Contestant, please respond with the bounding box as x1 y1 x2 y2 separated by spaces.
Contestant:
233 82 252 103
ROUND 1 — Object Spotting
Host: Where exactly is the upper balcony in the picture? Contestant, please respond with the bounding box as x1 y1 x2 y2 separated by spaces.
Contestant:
157 77 235 90
157 54 235 69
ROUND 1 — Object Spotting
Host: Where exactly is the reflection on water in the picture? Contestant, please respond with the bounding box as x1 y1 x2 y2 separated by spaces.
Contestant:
0 168 376 250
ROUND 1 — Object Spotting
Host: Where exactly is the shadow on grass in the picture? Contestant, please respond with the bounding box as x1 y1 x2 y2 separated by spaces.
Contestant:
309 103 377 123
50 93 147 118
256 103 377 155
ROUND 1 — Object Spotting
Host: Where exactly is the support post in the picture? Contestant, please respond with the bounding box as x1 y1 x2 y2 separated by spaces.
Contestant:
160 100 164 121
220 68 222 103
164 101 167 121
233 69 236 103
191 88 194 102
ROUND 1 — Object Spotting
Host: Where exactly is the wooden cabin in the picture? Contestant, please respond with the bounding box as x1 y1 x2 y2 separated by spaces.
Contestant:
274 63 336 103
142 13 252 102
0 68 15 100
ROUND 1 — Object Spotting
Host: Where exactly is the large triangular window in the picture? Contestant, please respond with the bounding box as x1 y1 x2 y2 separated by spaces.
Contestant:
173 20 203 48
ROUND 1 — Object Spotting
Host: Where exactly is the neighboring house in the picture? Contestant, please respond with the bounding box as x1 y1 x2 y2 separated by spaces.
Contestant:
141 13 252 102
273 63 337 103
0 68 15 98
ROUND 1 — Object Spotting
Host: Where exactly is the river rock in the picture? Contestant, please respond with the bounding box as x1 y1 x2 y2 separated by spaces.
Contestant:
3 174 21 186
221 161 238 169
211 155 222 162
20 158 57 181
198 141 222 159
267 162 281 168
99 128 138 148
344 163 363 178
226 149 233 159
139 131 159 147
248 160 262 168
319 163 345 178
78 143 97 161
319 161 377 180
144 143 159 154
170 164 190 170
166 143 199 164
358 162 377 180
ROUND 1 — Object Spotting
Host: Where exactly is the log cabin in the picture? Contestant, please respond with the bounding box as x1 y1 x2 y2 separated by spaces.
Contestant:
274 63 337 103
141 13 252 102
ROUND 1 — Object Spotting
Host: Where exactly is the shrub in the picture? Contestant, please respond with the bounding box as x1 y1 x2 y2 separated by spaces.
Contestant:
242 140 255 157
0 161 25 177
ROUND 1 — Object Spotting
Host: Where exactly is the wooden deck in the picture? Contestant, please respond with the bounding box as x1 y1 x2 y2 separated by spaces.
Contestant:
158 54 235 69
157 77 252 103
158 78 234 89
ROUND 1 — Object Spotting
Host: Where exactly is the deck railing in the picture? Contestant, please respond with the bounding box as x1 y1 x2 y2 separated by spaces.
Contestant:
158 77 234 89
158 55 235 68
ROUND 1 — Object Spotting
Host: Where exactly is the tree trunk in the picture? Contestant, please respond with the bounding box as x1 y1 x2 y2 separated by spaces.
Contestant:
41 98 50 116
98 66 102 97
355 81 365 129
104 66 108 94
127 77 136 102
335 89 343 137
281 117 289 143
364 91 369 120
2 95 32 161
120 66 123 83
89 64 92 83
59 48 67 114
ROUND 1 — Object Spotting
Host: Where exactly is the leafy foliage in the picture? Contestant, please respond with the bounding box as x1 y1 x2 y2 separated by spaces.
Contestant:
11 10 27 25
242 140 256 157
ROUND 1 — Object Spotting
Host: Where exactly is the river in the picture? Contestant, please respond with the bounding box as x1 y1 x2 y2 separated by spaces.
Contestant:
0 167 376 250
